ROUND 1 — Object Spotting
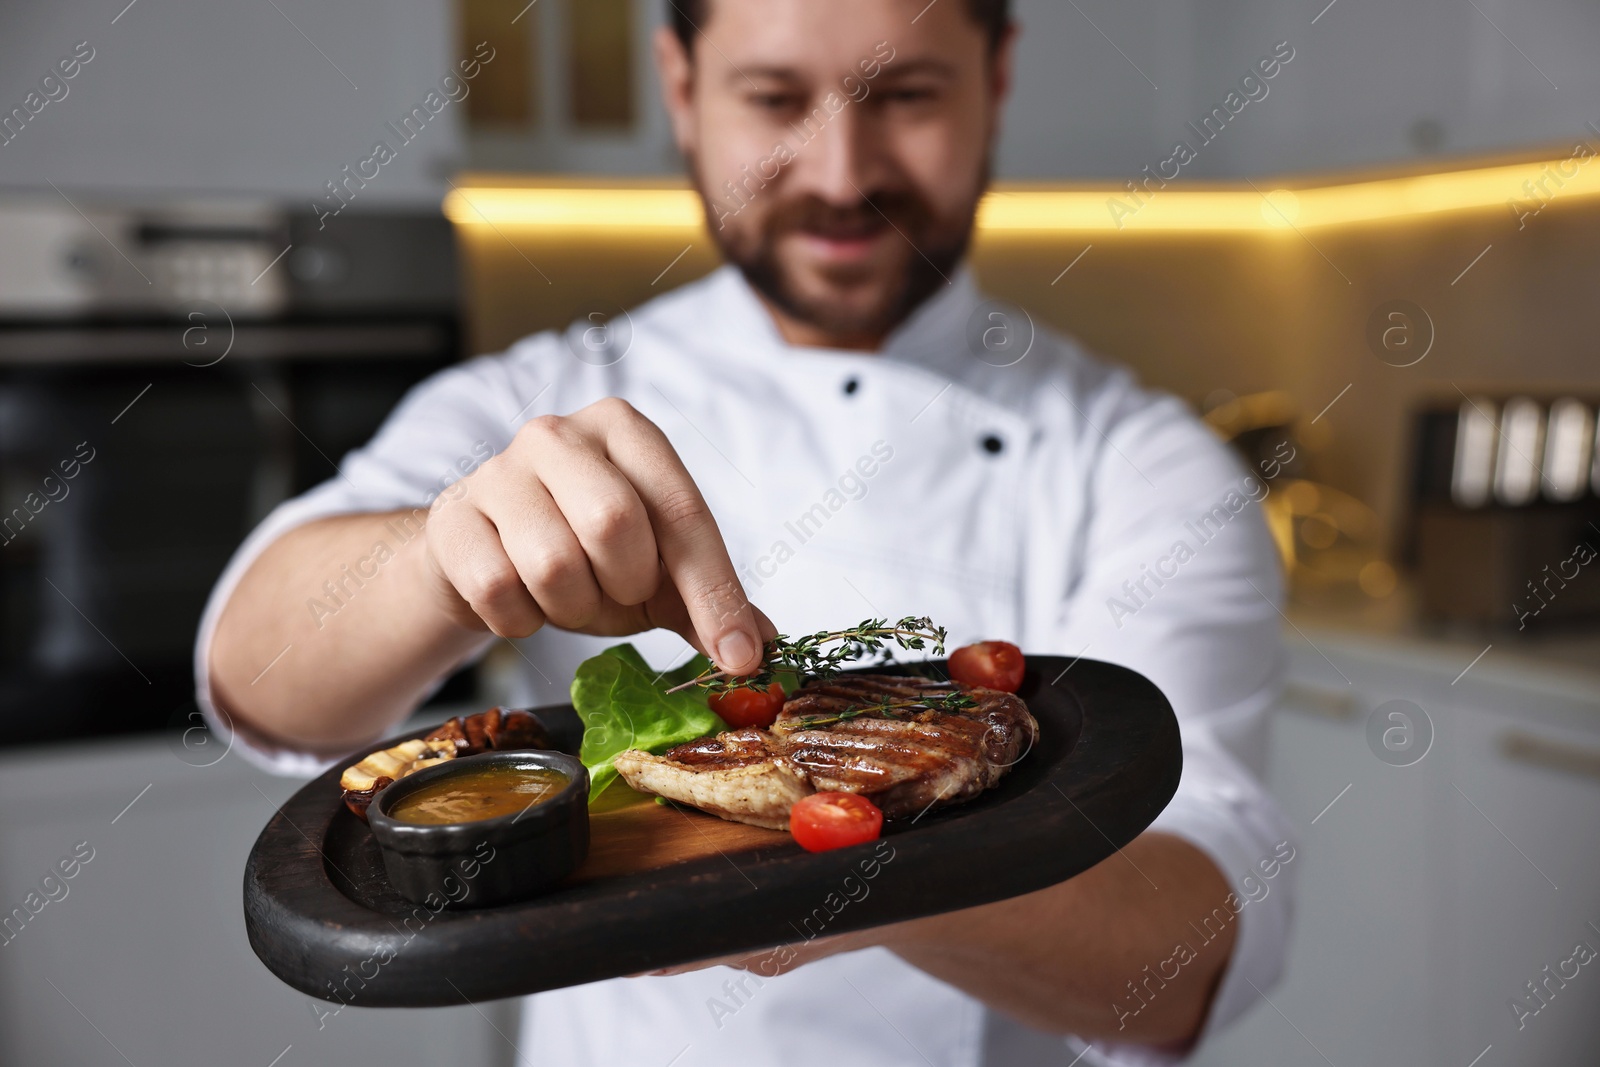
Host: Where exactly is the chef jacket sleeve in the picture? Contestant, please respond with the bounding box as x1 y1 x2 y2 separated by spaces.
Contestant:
1053 377 1299 1064
190 350 545 775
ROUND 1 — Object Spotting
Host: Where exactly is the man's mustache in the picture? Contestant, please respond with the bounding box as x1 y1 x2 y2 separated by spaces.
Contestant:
764 192 933 239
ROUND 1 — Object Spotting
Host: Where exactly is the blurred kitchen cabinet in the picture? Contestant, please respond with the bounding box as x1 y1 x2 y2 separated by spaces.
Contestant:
1189 0 1600 180
460 0 540 128
461 0 676 176
1432 694 1600 1065
567 0 636 128
0 728 512 1067
1191 632 1600 1066
1191 642 1450 1066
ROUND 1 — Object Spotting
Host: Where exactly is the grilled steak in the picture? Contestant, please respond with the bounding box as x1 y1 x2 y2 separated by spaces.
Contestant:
774 675 1037 818
613 674 1038 829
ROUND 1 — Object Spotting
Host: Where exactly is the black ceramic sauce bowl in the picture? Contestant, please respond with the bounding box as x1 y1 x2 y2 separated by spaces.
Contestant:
367 750 589 909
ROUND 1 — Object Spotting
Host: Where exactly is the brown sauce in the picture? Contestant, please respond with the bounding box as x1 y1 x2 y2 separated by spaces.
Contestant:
388 764 569 826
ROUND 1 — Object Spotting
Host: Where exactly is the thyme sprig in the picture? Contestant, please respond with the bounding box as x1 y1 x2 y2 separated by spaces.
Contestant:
665 616 951 696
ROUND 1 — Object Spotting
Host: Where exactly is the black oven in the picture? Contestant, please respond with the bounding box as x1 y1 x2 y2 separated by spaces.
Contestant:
0 200 472 746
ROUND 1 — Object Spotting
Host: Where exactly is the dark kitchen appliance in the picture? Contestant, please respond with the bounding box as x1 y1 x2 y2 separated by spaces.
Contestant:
0 196 471 747
1406 395 1600 630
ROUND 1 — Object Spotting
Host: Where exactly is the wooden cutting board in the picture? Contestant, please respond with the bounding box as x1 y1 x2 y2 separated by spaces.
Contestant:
244 656 1180 1007
580 787 785 882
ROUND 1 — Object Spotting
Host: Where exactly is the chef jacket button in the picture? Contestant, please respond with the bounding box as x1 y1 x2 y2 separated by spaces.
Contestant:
980 434 1004 455
842 377 860 396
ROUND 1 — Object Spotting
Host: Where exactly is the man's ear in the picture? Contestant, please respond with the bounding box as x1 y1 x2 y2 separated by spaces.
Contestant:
987 22 1017 137
653 26 697 157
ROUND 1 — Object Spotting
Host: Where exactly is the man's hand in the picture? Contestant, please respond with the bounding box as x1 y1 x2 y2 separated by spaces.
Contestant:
210 397 772 750
630 832 1236 1045
422 397 772 674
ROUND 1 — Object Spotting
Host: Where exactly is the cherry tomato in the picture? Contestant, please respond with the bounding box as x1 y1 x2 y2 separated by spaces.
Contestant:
708 682 787 729
947 640 1025 692
789 792 884 852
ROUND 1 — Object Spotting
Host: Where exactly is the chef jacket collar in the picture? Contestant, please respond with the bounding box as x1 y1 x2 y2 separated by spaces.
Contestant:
704 263 986 378
699 263 1051 429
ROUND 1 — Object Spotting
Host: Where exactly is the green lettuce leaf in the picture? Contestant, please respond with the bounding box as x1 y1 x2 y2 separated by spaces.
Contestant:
571 644 724 803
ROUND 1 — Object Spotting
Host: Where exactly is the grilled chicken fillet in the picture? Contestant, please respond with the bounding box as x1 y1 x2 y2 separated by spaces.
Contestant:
613 728 809 831
613 675 1038 829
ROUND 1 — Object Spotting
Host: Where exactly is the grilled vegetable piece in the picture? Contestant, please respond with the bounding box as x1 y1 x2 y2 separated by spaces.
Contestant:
339 735 457 820
426 706 549 755
340 776 395 821
339 738 458 793
340 707 551 822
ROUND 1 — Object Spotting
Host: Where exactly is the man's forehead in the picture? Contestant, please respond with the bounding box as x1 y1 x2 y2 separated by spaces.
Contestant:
694 0 984 69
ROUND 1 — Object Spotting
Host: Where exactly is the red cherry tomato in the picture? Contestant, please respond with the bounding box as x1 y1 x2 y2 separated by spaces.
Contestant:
789 792 884 852
947 641 1025 692
708 682 787 729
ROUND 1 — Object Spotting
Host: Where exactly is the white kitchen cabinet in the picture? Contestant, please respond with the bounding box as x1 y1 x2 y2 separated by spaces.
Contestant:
1191 629 1600 1066
0 720 513 1067
3 0 1587 198
0 0 462 203
1055 0 1600 181
1434 694 1600 1064
1189 639 1451 1065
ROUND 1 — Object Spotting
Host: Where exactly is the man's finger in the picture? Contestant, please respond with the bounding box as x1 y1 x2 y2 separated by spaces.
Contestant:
480 476 606 631
427 503 545 638
643 580 777 665
589 402 765 673
523 424 661 608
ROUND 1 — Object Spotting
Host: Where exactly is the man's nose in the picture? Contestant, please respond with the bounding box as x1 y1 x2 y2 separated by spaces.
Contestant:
788 99 889 206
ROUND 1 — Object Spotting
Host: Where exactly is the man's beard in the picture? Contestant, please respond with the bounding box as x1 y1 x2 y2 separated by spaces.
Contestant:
693 156 986 343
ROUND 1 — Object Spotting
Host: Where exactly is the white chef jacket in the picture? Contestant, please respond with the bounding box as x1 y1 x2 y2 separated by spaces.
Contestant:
195 263 1296 1067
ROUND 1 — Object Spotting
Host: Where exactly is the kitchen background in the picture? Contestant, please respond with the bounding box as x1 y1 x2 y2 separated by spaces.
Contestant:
1 1 1597 1065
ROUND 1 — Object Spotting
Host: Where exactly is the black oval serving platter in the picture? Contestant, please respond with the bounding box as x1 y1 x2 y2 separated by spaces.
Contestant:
243 656 1180 1007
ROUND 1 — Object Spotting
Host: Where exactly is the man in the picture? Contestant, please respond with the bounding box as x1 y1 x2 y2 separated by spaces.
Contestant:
199 1 1295 1063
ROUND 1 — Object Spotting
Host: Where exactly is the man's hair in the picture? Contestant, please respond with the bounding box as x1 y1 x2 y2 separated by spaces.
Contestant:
668 0 1011 55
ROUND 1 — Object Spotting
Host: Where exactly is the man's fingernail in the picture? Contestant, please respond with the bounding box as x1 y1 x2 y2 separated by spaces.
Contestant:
717 631 758 670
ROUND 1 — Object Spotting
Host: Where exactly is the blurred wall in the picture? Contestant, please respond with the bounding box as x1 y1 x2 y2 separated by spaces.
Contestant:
6 0 1600 196
0 0 461 202
453 185 1600 554
1043 0 1600 179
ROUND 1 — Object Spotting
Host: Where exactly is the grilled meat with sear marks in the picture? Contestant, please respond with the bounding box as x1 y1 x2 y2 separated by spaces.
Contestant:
774 675 1037 818
613 728 810 831
613 674 1037 829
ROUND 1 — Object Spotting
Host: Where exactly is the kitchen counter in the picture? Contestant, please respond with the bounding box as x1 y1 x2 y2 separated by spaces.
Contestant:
1288 590 1600 709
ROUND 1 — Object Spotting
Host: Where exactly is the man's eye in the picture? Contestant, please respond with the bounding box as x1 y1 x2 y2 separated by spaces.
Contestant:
882 88 938 104
749 93 800 112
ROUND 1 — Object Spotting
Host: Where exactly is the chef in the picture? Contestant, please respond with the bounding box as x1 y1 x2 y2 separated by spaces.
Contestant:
198 1 1295 1064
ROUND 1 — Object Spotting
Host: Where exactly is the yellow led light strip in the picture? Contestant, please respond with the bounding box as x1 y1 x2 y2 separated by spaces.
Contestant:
445 187 705 231
443 153 1600 234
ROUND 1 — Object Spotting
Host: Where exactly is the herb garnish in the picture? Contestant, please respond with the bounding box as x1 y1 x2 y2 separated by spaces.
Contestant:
665 616 978 720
